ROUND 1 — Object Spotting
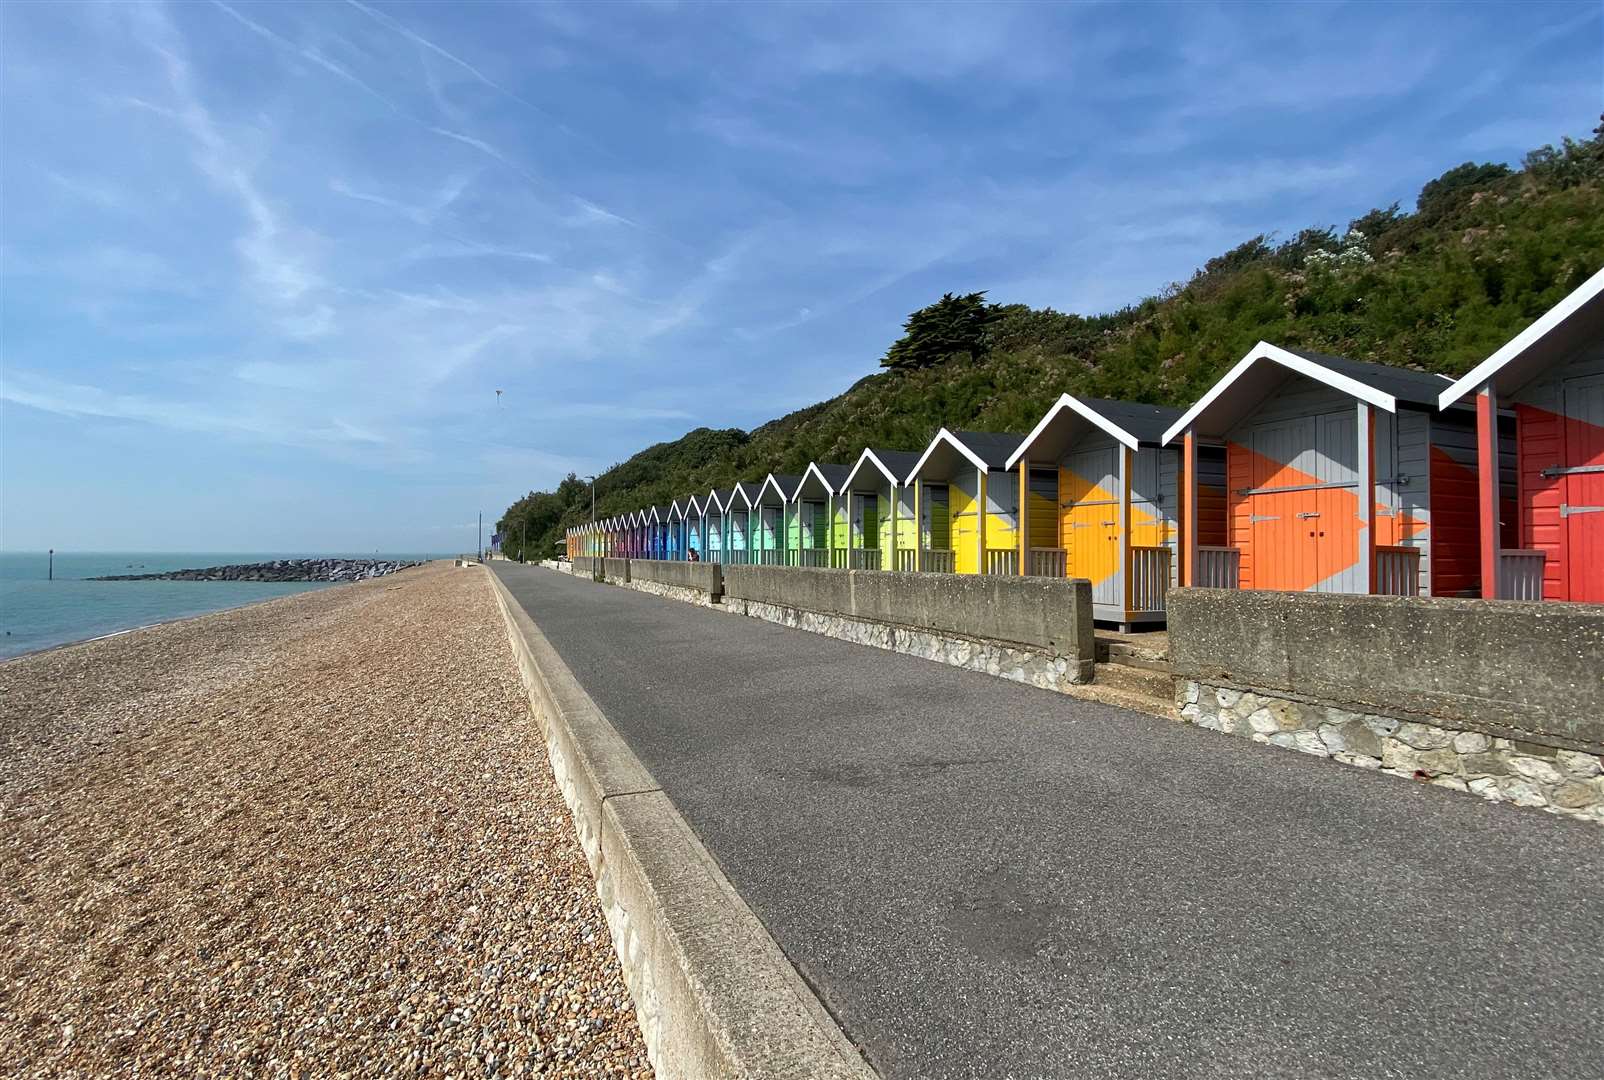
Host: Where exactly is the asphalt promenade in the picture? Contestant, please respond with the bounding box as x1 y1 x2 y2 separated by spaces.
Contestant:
492 562 1604 1080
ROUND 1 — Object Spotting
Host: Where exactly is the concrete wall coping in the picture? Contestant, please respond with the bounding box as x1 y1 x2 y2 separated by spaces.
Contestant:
721 564 1094 661
627 559 724 599
1167 588 1604 753
487 568 871 1080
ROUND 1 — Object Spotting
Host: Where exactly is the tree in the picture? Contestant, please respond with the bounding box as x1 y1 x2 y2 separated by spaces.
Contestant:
1417 161 1513 218
881 292 998 371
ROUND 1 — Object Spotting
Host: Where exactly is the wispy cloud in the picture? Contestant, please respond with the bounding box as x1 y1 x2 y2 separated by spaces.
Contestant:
211 0 408 116
3 0 1596 550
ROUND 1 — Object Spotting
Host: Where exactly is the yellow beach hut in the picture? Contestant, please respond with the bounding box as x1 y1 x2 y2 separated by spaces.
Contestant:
905 429 1024 574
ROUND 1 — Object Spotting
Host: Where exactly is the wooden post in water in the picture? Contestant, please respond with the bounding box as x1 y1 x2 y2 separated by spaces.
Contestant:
48 549 54 581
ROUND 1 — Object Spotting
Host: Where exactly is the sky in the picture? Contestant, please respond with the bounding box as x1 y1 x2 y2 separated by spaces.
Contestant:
1 1 1600 553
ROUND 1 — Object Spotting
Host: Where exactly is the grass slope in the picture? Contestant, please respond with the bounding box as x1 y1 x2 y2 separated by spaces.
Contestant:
501 125 1604 559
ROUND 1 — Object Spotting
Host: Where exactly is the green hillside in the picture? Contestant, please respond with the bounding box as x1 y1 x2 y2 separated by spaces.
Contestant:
499 122 1604 560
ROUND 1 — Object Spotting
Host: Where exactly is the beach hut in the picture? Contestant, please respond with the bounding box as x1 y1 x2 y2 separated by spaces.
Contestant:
726 482 762 564
839 447 922 571
1437 268 1604 602
634 509 648 558
790 463 851 567
683 495 706 561
667 499 691 561
905 429 1024 574
700 488 730 563
649 505 671 559
1163 341 1484 597
754 473 802 565
1005 395 1222 626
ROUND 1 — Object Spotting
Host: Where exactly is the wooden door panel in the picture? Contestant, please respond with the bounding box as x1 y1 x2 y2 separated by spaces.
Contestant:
1564 374 1604 602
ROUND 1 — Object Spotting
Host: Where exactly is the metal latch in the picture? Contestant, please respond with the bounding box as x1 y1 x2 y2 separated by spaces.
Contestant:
1296 511 1322 519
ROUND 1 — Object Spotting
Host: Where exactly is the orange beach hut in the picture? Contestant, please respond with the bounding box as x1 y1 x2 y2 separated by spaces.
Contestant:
1164 342 1484 596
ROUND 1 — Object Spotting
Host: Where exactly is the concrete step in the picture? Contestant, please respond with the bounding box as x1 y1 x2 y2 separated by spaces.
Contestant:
1076 661 1177 719
1102 641 1174 674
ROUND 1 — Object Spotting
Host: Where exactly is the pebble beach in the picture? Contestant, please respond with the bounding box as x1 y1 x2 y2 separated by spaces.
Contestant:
0 561 651 1078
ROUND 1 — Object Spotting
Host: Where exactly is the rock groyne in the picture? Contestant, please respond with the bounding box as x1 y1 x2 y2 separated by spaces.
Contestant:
92 558 422 583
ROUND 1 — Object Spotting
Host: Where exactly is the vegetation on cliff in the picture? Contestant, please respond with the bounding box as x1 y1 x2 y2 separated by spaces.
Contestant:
500 122 1604 560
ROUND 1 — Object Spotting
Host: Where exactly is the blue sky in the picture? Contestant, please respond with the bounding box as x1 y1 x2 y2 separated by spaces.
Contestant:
2 1 1599 552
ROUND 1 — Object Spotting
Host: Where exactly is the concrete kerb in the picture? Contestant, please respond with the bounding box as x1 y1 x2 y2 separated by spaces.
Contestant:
486 567 876 1080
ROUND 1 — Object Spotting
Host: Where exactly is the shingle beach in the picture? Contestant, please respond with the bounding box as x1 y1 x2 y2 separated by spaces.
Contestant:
0 561 651 1078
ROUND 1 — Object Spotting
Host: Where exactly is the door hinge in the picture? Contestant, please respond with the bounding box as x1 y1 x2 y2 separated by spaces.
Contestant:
1561 503 1604 517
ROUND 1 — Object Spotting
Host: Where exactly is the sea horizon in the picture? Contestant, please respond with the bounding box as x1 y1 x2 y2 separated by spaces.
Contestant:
0 550 448 660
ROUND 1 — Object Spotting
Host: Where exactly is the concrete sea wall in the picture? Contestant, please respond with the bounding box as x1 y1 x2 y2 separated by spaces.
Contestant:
1167 589 1604 822
720 565 1096 686
625 560 723 604
555 560 1096 688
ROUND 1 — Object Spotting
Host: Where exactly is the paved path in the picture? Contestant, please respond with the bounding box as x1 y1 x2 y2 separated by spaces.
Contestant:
494 564 1604 1080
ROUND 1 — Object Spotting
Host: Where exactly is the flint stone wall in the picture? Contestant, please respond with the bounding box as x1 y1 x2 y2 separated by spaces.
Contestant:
725 598 1094 688
717 566 1094 686
625 560 724 601
721 565 1094 662
1168 588 1604 823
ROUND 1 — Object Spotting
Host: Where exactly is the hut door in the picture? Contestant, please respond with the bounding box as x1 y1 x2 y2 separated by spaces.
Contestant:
1314 409 1360 593
1563 374 1604 602
1062 446 1120 606
922 484 951 552
1028 467 1060 550
1248 417 1321 591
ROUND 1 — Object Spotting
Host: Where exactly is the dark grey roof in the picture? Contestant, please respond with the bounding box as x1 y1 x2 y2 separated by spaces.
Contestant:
1283 348 1452 408
652 505 671 518
812 462 852 489
711 487 735 509
951 430 1027 468
1077 397 1183 445
867 448 923 476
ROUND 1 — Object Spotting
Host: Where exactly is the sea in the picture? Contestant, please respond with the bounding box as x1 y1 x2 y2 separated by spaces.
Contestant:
0 552 446 661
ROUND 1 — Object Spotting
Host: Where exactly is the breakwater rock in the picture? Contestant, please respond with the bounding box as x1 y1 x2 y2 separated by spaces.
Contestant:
92 558 423 583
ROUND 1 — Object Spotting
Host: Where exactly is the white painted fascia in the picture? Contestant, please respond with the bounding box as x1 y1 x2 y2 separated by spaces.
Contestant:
1438 266 1604 409
1006 394 1139 469
1161 341 1397 446
906 427 989 483
842 447 902 490
797 461 842 499
756 473 794 506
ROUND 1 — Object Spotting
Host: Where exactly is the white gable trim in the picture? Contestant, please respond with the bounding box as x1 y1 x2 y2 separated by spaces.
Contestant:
907 427 989 481
1006 394 1139 469
798 461 842 498
1438 266 1604 409
1162 341 1397 445
842 447 902 490
756 473 793 505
